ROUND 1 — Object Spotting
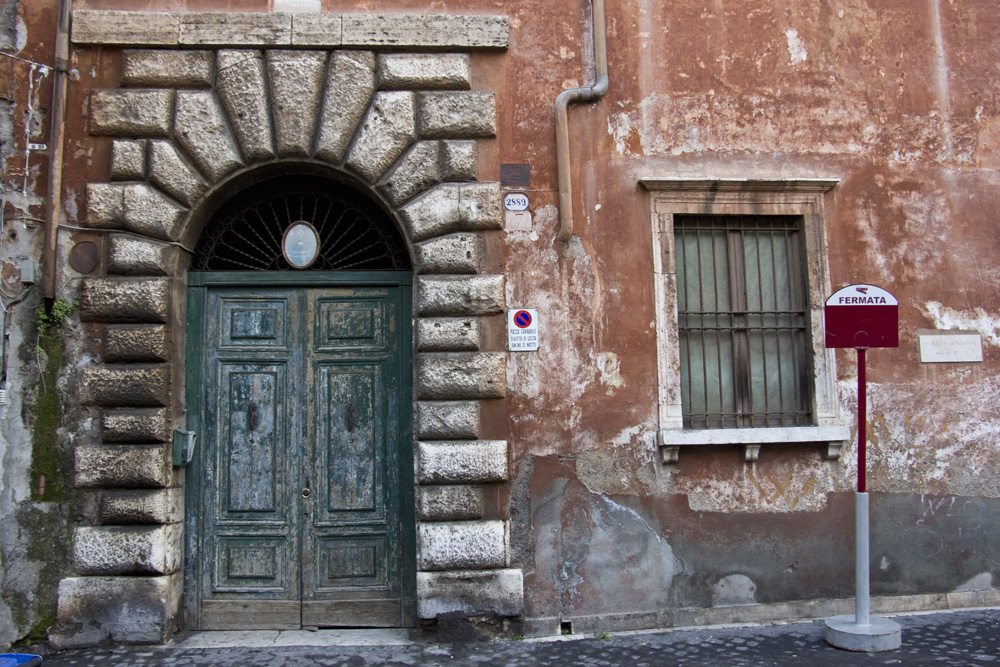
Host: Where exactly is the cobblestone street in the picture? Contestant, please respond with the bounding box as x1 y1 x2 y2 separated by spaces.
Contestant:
26 607 1000 667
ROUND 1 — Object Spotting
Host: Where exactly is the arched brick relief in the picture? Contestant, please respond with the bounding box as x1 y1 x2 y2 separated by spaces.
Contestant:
55 14 522 646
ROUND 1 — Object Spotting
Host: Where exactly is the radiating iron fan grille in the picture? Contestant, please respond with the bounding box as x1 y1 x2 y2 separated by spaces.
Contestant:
191 175 410 271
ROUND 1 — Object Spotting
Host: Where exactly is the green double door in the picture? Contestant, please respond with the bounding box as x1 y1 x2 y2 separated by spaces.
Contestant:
187 275 414 630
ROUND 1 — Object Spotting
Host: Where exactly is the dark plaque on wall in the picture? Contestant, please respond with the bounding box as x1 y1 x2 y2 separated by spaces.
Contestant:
500 163 531 188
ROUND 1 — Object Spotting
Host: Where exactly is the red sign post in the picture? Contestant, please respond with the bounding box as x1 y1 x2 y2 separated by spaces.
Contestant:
823 284 901 652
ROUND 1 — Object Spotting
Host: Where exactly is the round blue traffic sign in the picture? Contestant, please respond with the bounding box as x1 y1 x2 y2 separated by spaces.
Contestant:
513 310 532 328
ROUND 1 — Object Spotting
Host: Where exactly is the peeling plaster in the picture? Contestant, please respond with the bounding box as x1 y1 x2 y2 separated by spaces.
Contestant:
920 302 1000 347
783 29 807 65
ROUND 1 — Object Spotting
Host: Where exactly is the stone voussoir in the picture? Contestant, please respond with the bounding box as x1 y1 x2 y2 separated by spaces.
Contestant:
73 525 182 576
418 520 509 571
416 400 481 440
90 89 174 138
314 50 375 164
80 364 171 408
103 325 170 363
399 183 462 242
346 91 416 183
216 50 275 164
414 232 481 275
416 274 504 316
149 141 209 207
267 50 328 158
419 91 496 139
442 140 477 181
174 90 244 183
123 184 187 242
417 568 524 619
417 352 506 400
102 407 172 444
79 277 170 323
416 317 480 352
378 53 471 91
75 444 172 489
121 49 214 88
417 439 508 483
378 141 443 207
99 488 184 525
417 485 485 521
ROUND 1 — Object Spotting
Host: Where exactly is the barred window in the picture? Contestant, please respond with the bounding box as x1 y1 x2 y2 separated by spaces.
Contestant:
674 215 812 429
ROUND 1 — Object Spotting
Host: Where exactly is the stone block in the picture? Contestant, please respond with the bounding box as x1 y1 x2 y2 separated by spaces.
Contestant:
80 364 171 407
416 317 480 352
79 278 170 323
174 91 243 183
103 325 170 363
378 54 471 91
292 13 342 46
123 184 186 242
419 92 496 139
121 49 214 88
416 275 504 316
90 89 174 138
417 569 523 619
107 235 178 277
75 444 172 489
459 182 503 230
417 352 506 399
179 12 292 47
346 91 415 183
414 233 480 275
417 485 484 521
418 520 508 571
99 488 184 525
416 400 480 439
149 141 208 206
417 440 508 483
216 50 275 164
102 408 171 443
85 183 124 228
110 140 146 181
342 14 509 50
73 525 182 575
49 573 181 649
442 140 477 181
379 141 442 207
71 10 182 47
267 50 327 158
399 183 462 242
315 50 375 164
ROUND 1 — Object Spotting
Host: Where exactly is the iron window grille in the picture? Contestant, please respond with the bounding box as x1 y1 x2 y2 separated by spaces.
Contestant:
674 214 812 429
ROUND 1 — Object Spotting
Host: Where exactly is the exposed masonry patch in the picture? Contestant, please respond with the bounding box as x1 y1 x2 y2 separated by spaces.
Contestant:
55 17 519 647
920 301 1000 346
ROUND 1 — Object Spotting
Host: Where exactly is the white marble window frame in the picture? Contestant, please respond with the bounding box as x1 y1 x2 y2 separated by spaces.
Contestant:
641 178 849 463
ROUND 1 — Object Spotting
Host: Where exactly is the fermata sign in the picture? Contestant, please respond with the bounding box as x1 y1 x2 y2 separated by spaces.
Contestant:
824 284 899 349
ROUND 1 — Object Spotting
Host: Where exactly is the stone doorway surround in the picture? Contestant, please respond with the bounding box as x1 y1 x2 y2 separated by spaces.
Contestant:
51 10 522 647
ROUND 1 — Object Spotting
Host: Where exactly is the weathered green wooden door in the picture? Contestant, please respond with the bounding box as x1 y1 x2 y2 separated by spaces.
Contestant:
187 275 413 630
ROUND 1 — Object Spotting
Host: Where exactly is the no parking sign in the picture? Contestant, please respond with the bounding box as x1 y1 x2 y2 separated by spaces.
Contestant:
507 309 539 351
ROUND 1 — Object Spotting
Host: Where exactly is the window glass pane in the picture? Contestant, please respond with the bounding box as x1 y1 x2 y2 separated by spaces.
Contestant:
675 215 810 429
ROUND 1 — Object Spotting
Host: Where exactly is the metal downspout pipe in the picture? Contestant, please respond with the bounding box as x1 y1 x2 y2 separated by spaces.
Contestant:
41 0 71 300
555 0 609 243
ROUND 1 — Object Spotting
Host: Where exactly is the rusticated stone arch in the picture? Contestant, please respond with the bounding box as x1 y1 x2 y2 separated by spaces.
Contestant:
53 11 521 648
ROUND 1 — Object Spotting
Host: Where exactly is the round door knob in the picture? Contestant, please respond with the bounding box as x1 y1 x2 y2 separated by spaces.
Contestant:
301 488 312 499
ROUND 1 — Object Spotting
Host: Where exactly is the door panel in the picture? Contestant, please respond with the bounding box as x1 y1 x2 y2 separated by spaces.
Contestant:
197 284 407 630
